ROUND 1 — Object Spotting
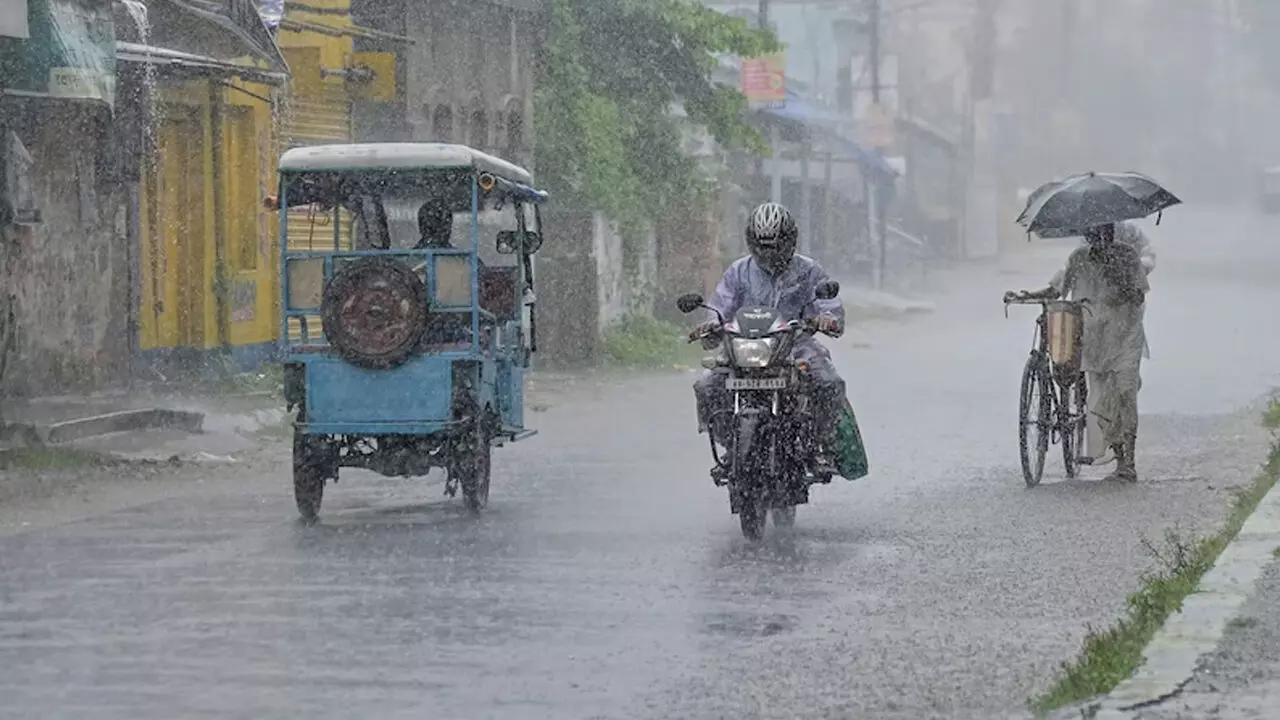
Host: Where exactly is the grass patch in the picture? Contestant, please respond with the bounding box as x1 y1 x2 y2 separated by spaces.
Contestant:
599 314 703 370
1030 399 1280 716
0 447 113 470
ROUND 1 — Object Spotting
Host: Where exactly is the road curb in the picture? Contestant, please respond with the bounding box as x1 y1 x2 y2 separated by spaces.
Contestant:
1051 470 1280 719
0 408 205 448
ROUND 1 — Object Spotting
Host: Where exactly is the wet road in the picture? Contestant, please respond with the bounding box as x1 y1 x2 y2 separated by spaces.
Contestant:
2 206 1279 719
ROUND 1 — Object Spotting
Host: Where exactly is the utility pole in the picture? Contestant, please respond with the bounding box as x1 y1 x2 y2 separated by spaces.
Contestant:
868 0 881 103
755 0 783 205
867 0 887 290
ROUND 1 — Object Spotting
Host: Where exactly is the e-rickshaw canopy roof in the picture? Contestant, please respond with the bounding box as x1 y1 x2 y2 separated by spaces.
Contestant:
278 143 534 186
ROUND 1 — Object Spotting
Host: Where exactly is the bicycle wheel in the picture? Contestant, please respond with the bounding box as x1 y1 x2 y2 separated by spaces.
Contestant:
1018 355 1052 487
1061 375 1087 479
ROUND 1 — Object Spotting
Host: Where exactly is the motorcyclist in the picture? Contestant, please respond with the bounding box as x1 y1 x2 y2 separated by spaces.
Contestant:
691 202 846 479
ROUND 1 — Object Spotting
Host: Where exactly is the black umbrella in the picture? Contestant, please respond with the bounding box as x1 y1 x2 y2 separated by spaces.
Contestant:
1016 171 1180 235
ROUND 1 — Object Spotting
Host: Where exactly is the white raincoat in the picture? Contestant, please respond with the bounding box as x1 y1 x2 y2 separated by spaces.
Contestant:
1049 221 1154 459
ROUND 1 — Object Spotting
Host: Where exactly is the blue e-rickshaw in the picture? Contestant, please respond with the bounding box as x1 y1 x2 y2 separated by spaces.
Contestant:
272 143 548 520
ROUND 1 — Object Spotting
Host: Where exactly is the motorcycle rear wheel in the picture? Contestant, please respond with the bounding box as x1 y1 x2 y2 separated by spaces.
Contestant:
771 505 796 528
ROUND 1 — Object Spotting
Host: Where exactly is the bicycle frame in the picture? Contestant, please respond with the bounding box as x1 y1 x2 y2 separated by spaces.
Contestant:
1007 297 1090 484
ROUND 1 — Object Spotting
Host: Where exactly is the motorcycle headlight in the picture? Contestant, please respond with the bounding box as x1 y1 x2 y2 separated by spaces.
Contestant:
730 338 775 368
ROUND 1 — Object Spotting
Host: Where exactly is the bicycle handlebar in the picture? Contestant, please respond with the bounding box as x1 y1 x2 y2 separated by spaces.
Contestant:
1003 295 1092 306
1002 294 1093 319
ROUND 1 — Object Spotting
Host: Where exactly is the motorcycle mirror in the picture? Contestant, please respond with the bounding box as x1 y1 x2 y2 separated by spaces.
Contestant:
676 293 704 314
814 280 840 300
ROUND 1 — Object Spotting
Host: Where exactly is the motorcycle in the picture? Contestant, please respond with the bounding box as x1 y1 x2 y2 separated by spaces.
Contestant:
677 280 841 540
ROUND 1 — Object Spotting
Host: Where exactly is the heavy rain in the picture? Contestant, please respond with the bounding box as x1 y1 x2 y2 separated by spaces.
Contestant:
1 1 1280 718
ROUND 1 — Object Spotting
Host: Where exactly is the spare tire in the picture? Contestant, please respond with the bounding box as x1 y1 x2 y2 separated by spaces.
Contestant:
321 257 429 370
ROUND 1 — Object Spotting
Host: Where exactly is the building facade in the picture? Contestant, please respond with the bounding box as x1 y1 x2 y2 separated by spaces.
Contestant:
348 0 539 168
1 0 129 396
126 0 287 371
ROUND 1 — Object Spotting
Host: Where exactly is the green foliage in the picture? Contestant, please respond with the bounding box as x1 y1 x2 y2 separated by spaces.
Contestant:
0 448 113 470
599 313 702 370
1030 399 1280 715
535 0 778 235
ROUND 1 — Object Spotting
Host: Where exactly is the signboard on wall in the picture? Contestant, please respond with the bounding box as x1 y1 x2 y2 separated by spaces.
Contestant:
741 53 786 109
4 0 115 106
1 0 29 38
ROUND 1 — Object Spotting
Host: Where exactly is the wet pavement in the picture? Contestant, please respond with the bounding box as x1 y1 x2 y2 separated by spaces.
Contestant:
2 205 1279 719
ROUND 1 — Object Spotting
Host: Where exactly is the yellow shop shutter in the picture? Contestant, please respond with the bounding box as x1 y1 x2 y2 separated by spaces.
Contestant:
280 46 353 147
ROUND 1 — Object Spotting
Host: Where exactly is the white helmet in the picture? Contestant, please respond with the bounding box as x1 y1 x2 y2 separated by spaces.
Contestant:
746 202 798 273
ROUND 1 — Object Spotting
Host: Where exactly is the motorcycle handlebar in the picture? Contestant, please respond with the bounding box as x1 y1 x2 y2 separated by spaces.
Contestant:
687 319 836 343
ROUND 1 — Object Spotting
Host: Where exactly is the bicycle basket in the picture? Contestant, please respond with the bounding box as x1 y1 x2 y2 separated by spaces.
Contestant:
1045 301 1083 368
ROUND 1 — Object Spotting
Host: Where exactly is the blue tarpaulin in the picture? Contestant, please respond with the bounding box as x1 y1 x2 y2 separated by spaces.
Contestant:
760 88 898 181
830 135 898 182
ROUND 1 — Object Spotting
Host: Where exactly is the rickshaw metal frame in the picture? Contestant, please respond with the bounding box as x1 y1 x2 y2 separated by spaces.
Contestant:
275 144 547 506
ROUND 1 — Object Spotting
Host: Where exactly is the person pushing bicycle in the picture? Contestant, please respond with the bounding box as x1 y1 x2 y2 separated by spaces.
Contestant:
1005 222 1151 482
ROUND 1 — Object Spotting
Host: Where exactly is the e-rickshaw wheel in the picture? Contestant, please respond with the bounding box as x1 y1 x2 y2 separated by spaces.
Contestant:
293 433 333 522
450 419 492 513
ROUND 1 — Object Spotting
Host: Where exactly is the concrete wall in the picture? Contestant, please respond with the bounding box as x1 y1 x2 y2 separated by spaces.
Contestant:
536 209 660 368
1 103 131 396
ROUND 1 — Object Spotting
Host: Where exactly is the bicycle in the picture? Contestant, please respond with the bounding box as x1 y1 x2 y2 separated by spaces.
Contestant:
1003 294 1091 487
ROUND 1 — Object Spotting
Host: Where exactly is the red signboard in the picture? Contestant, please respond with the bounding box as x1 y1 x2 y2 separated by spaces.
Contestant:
741 54 786 105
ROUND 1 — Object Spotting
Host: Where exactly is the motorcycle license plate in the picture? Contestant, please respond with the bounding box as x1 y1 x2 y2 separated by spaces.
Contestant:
725 377 787 390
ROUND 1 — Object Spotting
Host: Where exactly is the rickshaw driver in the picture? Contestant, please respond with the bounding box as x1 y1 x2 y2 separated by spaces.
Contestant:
690 202 845 479
415 200 457 250
413 198 508 346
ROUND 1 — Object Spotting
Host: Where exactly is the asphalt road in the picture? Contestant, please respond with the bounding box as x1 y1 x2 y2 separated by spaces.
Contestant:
1 205 1278 720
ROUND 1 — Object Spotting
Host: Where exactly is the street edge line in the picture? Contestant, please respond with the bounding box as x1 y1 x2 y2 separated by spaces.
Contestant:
1035 400 1280 718
1098 439 1280 715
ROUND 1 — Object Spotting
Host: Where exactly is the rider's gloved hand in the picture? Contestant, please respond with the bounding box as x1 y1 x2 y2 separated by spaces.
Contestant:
689 320 719 341
815 315 842 335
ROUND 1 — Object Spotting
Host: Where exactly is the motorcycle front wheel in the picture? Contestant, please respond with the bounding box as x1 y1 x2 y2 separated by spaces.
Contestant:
739 492 768 540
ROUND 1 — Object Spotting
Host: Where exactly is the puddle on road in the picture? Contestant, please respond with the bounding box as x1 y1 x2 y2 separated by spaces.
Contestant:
700 611 799 638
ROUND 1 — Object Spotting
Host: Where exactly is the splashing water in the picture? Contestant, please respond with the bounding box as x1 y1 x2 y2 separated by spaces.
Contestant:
118 0 148 39
116 0 159 177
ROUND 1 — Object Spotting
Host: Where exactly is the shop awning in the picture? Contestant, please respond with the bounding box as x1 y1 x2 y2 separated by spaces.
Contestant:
117 40 287 83
830 134 898 180
165 0 286 70
761 90 849 128
113 0 289 74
